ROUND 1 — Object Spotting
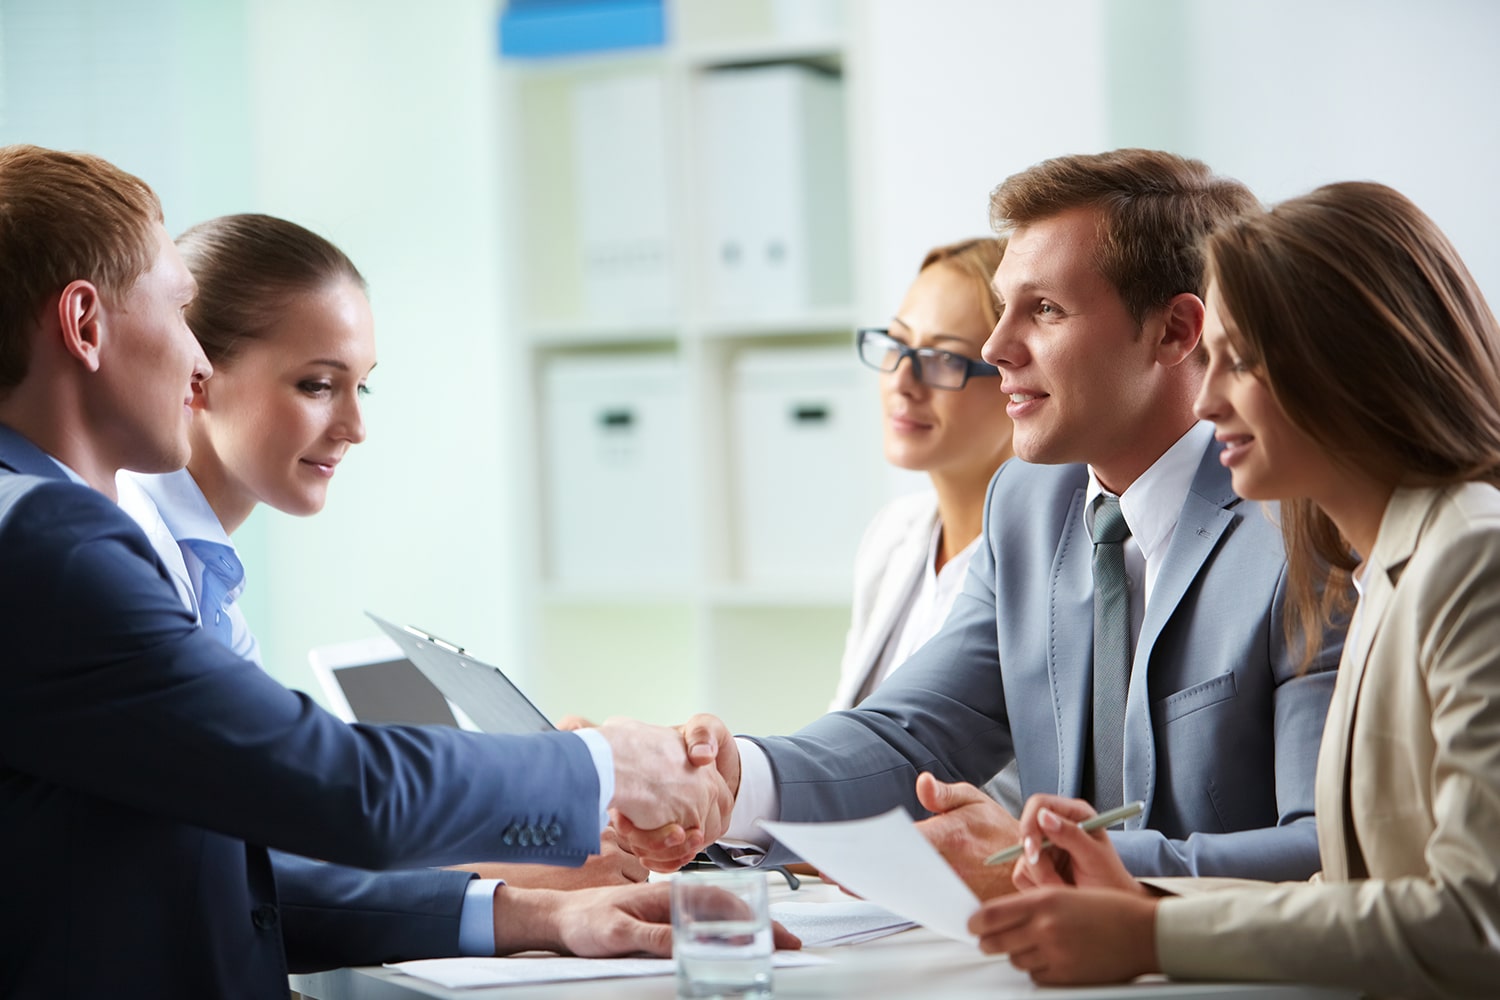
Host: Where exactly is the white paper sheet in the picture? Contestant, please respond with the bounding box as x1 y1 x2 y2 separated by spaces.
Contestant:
386 951 829 990
769 899 917 947
758 807 980 943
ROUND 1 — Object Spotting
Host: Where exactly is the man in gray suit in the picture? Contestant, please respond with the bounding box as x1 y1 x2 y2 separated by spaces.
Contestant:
622 149 1342 897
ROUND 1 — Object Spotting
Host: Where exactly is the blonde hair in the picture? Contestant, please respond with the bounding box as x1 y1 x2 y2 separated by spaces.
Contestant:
919 237 1007 329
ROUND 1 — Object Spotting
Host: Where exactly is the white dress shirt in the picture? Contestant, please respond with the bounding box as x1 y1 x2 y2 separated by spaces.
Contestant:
725 421 1217 849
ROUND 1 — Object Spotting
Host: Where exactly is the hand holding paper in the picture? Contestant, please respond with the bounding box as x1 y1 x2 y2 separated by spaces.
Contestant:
758 807 980 943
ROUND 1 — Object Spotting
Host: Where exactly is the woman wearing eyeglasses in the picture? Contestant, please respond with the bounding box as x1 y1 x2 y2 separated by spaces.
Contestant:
832 238 1014 723
967 182 1500 998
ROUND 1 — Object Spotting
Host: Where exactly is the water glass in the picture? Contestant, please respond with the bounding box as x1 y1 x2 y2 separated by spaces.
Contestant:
671 869 773 999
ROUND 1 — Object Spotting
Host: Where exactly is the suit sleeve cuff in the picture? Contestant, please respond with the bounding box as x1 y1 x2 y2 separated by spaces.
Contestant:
458 878 503 956
572 727 614 830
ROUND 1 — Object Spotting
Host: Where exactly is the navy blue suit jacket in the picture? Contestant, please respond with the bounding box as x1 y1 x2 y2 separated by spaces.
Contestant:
748 439 1341 881
0 429 601 998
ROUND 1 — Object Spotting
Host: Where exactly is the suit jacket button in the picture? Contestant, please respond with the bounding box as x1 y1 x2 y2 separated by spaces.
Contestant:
252 904 279 930
502 824 518 845
547 822 562 841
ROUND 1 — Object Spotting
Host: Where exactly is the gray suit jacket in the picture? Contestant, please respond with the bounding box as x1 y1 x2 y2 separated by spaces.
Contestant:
749 437 1340 880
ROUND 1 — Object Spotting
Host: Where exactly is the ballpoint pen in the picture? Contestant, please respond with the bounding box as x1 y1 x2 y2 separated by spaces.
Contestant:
983 800 1144 866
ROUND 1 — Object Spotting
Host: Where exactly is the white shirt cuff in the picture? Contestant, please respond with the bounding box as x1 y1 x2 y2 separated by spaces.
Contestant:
721 737 779 849
458 878 503 956
572 727 614 831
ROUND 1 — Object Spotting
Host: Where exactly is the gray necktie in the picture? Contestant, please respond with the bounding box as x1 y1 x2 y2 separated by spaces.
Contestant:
1089 494 1131 814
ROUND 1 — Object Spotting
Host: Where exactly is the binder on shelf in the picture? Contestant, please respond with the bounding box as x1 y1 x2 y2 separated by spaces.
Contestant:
499 0 665 60
541 353 693 587
695 63 850 320
730 345 882 586
571 71 675 322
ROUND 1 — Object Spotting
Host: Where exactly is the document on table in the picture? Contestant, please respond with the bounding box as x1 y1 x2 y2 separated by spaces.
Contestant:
386 952 829 990
769 899 917 947
759 807 980 944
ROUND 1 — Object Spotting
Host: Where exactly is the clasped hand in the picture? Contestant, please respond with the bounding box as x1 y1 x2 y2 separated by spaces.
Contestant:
605 714 739 871
596 715 738 871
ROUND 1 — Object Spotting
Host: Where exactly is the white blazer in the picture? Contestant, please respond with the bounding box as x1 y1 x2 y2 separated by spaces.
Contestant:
829 491 940 713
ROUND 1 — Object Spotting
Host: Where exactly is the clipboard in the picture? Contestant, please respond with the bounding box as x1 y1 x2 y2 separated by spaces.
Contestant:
366 612 555 735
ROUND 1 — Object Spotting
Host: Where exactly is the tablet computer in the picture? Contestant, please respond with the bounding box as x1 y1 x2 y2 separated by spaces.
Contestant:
308 633 479 730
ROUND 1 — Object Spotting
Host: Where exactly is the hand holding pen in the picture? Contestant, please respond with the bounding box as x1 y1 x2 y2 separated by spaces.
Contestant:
1002 796 1152 895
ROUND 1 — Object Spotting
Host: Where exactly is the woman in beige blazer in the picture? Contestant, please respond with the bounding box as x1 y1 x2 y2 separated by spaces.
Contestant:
965 181 1500 999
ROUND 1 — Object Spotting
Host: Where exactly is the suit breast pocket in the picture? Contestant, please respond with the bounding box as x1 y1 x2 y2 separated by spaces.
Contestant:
1155 671 1238 724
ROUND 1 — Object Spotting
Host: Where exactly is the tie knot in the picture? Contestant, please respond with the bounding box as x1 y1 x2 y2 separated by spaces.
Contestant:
1091 495 1130 545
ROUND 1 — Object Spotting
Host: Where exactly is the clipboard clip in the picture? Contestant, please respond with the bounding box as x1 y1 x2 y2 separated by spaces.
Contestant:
402 623 465 655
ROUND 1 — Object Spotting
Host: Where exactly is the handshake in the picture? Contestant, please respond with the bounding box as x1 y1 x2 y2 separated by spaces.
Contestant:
592 715 740 872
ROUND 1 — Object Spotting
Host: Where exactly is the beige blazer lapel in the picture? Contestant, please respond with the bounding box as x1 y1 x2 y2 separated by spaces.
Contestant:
1315 487 1431 880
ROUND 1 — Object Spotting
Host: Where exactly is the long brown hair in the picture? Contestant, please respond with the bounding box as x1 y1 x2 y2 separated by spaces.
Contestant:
1208 181 1500 663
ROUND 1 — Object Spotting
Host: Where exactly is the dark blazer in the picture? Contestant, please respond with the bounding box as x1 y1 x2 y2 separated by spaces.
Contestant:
749 437 1341 881
0 428 601 999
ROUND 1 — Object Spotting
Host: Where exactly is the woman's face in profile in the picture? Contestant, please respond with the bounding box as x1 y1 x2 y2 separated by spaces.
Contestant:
192 278 377 518
879 262 1014 481
1194 284 1327 503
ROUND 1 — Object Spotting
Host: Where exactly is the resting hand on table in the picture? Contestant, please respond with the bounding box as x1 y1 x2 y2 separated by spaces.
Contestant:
450 827 648 890
596 717 734 867
1009 794 1144 894
912 772 1024 900
613 713 740 872
492 882 802 958
969 887 1159 984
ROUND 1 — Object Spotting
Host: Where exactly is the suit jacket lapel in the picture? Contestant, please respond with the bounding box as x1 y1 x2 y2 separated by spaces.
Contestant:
1123 440 1240 825
1319 486 1430 879
1048 486 1094 798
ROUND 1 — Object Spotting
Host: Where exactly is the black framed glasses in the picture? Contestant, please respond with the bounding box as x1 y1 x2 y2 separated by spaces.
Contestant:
856 328 1000 390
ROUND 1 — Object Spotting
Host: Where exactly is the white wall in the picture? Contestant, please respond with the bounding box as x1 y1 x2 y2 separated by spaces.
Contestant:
1174 0 1500 301
852 0 1111 318
241 0 521 695
854 0 1500 309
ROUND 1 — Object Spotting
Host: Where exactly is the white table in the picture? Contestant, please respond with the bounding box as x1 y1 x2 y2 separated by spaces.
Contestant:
290 879 1356 1000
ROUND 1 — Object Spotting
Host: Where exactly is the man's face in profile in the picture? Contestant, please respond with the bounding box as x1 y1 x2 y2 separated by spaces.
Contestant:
93 224 210 475
983 206 1167 479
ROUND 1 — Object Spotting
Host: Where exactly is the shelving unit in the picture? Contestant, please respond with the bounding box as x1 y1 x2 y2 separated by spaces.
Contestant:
500 0 909 734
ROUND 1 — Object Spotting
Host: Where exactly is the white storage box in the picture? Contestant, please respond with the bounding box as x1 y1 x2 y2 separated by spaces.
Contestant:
695 64 850 319
730 346 883 585
542 354 692 587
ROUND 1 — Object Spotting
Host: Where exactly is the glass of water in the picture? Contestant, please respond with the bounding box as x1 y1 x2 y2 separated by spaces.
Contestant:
671 869 773 999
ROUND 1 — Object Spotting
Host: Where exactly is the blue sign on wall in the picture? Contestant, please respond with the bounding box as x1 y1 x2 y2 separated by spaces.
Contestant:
499 0 666 59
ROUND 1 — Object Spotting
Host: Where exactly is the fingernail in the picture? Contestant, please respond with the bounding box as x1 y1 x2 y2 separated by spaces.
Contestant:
1039 808 1062 833
1024 836 1039 865
691 742 714 759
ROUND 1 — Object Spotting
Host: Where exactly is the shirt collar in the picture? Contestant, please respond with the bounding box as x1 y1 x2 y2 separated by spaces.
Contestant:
127 468 234 550
1086 421 1215 564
